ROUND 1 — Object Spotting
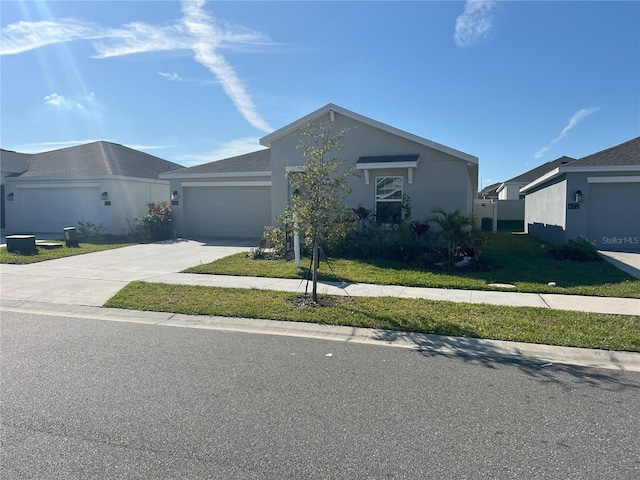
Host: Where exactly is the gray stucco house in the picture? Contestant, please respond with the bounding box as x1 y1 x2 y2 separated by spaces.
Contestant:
522 136 640 251
1 141 183 235
163 103 479 239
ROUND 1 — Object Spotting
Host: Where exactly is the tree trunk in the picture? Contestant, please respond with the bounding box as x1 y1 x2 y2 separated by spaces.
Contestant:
312 236 319 302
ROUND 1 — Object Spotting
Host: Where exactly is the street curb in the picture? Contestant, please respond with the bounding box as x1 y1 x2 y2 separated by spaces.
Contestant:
3 300 639 372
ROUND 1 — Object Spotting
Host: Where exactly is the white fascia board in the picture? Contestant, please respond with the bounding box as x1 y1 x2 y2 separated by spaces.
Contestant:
495 182 506 193
520 165 640 193
181 181 272 187
355 161 418 170
520 168 563 193
160 171 270 180
259 103 478 164
587 176 640 183
16 182 101 189
567 165 640 173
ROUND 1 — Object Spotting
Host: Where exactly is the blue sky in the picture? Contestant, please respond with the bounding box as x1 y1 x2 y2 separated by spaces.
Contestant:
1 0 638 189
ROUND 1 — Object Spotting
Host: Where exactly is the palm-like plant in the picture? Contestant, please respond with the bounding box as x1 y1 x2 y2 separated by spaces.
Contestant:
428 207 478 263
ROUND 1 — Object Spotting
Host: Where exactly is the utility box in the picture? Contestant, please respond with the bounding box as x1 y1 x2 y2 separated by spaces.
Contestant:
6 235 37 254
64 227 79 247
481 217 493 232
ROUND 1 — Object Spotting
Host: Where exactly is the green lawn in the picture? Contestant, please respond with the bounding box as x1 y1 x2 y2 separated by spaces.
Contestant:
105 281 640 352
1 237 135 264
184 232 640 298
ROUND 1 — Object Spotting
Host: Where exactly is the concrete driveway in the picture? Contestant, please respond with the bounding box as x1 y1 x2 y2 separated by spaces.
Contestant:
0 238 255 307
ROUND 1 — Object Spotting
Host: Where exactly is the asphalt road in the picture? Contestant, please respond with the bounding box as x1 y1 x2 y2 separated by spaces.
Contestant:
2 311 639 479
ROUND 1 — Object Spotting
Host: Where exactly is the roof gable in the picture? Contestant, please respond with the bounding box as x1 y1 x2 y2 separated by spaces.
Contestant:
259 103 478 164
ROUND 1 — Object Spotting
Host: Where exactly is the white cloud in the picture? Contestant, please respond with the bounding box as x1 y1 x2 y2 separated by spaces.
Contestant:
159 72 183 82
0 19 107 55
43 92 99 113
454 0 497 47
534 107 600 159
1 0 274 133
181 0 272 133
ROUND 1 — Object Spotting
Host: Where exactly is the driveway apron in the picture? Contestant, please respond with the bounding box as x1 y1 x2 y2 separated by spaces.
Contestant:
0 239 254 307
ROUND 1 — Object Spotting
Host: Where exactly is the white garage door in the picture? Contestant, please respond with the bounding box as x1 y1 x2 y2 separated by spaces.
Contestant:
12 187 101 233
184 186 272 239
588 183 640 251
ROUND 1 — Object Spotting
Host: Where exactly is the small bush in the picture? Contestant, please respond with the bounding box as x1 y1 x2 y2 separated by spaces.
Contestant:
136 201 174 242
258 226 286 257
77 219 106 238
548 237 601 262
247 247 266 260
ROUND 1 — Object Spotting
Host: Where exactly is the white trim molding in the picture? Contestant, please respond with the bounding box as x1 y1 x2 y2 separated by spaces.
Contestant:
587 176 640 183
181 181 272 187
16 182 100 189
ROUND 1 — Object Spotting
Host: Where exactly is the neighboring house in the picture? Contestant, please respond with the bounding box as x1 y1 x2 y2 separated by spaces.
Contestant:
163 103 479 239
522 136 640 251
497 156 576 200
478 182 500 200
1 141 183 235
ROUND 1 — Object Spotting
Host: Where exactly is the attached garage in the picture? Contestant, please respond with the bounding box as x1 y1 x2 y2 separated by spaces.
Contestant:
183 184 272 238
587 180 640 251
522 137 640 252
13 185 102 233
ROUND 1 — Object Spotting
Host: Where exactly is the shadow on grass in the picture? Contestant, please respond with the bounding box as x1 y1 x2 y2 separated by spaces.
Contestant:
373 329 640 392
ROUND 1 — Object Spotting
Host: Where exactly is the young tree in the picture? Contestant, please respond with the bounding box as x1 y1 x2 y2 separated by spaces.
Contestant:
428 207 479 263
282 121 356 302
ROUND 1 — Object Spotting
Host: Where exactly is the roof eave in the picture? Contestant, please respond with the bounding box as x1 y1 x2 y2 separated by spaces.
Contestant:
160 171 271 180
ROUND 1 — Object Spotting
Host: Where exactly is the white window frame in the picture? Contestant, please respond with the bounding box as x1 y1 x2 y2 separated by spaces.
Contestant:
375 176 403 223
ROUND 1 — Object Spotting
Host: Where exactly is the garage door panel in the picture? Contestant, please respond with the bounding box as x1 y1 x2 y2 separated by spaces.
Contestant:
13 188 101 233
588 184 640 251
184 186 271 238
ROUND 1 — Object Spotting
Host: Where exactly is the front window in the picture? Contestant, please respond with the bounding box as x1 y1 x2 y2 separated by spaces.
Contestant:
375 176 403 223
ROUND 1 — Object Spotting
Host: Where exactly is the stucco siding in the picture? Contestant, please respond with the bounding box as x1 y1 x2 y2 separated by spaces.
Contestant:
524 178 567 244
269 111 474 224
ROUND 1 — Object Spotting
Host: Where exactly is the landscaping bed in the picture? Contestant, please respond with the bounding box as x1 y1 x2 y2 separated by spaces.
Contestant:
184 232 640 298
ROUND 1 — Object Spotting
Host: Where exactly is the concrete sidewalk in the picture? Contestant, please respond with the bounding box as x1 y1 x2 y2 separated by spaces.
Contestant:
1 239 639 372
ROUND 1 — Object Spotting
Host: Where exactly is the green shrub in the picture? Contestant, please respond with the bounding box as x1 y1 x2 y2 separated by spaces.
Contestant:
258 226 286 257
77 219 106 238
548 237 601 262
136 201 174 242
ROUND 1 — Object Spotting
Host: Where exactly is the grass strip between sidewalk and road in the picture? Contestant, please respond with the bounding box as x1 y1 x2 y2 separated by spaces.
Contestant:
104 281 640 352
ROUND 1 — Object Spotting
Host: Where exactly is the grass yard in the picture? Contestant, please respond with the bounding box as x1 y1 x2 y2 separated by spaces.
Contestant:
105 281 640 352
0 237 135 264
184 231 640 298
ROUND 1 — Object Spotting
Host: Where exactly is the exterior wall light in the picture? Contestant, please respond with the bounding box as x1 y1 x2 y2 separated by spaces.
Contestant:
575 190 583 203
6 192 14 201
101 191 109 201
171 190 179 200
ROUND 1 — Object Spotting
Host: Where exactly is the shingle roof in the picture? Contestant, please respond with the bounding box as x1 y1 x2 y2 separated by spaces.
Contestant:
167 148 271 175
0 149 32 174
3 141 183 179
505 156 576 184
569 136 640 167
